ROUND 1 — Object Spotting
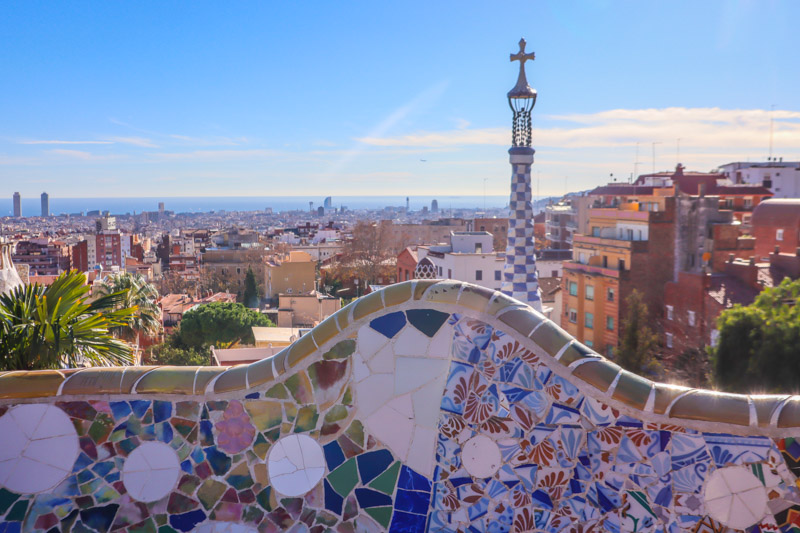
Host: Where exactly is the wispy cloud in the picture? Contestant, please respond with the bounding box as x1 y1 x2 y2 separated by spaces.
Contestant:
169 134 246 146
19 140 114 145
152 149 282 161
103 136 158 148
357 107 800 153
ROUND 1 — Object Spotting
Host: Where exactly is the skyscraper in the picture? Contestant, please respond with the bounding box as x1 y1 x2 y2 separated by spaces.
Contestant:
12 192 21 217
41 192 49 217
500 39 542 311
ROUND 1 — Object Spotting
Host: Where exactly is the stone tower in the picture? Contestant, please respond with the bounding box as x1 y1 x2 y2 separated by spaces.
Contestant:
500 38 542 312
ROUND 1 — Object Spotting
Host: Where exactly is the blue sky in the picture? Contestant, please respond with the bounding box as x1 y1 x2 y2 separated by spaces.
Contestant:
1 1 799 199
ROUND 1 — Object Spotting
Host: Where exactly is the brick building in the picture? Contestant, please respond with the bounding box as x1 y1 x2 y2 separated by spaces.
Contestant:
751 199 800 260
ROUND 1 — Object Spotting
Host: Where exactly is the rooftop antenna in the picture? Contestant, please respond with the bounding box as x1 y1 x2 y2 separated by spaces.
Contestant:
676 138 681 167
769 104 776 161
651 141 662 174
632 141 641 183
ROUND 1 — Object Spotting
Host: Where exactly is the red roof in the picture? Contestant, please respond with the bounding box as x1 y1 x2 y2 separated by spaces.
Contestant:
589 185 657 196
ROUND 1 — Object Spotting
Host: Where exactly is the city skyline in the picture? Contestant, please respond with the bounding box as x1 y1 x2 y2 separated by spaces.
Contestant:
1 1 799 198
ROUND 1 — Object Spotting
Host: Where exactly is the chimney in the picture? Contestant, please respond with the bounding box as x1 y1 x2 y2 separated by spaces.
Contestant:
698 182 706 198
728 253 735 263
775 245 781 254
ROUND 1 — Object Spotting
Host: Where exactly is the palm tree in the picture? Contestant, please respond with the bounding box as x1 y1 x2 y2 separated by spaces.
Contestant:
96 272 162 346
0 271 135 370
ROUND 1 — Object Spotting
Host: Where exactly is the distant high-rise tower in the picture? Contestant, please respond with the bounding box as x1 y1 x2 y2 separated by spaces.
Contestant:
431 199 439 213
41 192 49 217
12 192 21 217
500 39 541 312
158 202 165 214
323 197 332 209
406 197 410 212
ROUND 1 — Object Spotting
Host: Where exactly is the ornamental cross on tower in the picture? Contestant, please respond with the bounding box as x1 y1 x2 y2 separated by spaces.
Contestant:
509 38 536 98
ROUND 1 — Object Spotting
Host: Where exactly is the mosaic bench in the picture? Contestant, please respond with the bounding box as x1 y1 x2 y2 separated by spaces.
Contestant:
1 280 800 533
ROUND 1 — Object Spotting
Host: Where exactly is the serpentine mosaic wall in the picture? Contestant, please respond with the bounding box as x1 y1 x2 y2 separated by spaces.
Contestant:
3 280 800 533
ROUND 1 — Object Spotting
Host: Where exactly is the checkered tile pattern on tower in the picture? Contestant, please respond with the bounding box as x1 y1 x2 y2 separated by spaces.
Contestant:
501 147 542 311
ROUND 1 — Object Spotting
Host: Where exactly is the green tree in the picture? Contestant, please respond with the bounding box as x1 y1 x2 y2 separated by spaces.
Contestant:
673 347 711 388
0 271 134 370
178 301 273 349
149 343 210 366
712 277 800 393
242 267 260 308
97 272 162 344
616 290 662 377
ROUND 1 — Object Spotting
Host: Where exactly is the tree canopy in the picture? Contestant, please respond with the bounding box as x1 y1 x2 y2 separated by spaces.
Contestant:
712 277 800 393
178 301 273 348
96 272 162 344
242 267 260 308
616 289 662 378
149 343 210 366
0 271 134 370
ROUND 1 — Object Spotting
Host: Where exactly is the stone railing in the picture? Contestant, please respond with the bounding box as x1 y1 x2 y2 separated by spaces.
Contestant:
0 280 798 532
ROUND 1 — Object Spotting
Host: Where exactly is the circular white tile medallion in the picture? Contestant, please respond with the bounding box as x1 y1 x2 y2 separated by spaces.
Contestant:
268 434 325 496
193 522 258 533
703 465 768 530
462 435 501 479
122 441 181 502
0 404 80 494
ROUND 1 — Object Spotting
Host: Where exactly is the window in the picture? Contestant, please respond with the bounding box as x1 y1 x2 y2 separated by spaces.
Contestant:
605 344 614 358
666 333 673 348
438 266 443 276
569 308 577 323
602 256 608 268
688 310 696 327
585 312 594 329
475 270 483 281
777 229 784 241
586 285 594 300
666 305 674 320
585 340 593 348
744 197 753 208
551 270 558 277
606 316 614 331
475 243 482 253
569 281 578 296
607 288 615 302
448 269 452 278
495 270 501 281
618 259 625 270
592 226 600 237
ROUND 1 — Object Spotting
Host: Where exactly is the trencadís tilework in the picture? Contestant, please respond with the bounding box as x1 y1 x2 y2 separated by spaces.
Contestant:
2 280 800 532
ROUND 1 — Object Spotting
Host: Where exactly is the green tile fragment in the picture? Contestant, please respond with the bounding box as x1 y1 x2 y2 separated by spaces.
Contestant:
368 461 401 495
285 403 297 423
285 372 314 404
294 405 319 433
226 462 254 490
323 339 356 360
365 506 393 528
324 405 348 424
6 499 28 521
88 413 114 443
406 309 450 337
0 488 19 515
342 386 353 406
345 420 365 447
256 486 273 512
197 479 227 510
244 401 283 431
328 458 358 497
264 383 289 399
253 432 270 460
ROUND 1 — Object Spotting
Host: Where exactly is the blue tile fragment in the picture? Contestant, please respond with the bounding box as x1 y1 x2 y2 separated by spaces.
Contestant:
245 392 259 399
395 489 431 515
357 449 394 484
109 401 131 420
324 441 345 471
324 480 343 515
398 466 432 492
369 311 406 339
129 400 150 418
389 510 428 532
153 400 172 423
354 488 392 508
169 509 206 532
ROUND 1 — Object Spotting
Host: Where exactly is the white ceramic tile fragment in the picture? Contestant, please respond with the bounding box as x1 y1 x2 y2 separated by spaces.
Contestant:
122 441 181 503
406 425 438 477
367 344 395 374
393 326 432 356
462 435 501 479
355 374 394 418
394 357 449 395
0 404 79 494
427 323 454 359
366 405 414 461
358 325 389 359
352 352 371 383
268 434 325 497
412 374 448 429
703 466 767 530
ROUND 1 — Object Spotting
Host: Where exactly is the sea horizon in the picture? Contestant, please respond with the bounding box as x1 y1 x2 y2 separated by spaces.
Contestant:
1 195 558 217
